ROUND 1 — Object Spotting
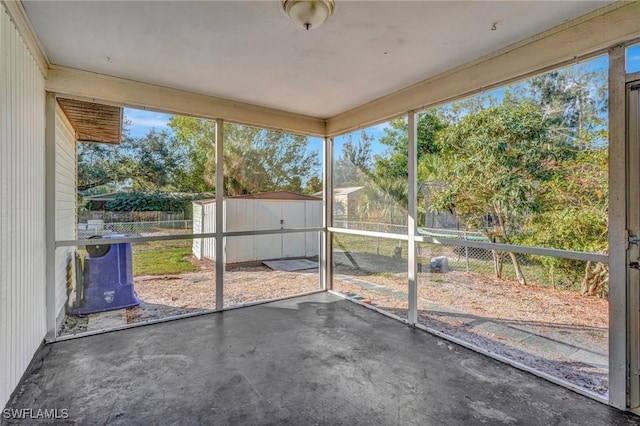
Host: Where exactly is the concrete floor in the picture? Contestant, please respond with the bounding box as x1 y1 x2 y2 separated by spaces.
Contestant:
3 293 640 425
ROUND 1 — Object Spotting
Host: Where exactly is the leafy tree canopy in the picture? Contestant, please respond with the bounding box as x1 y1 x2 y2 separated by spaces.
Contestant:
429 101 564 241
169 117 321 196
89 191 199 212
333 130 373 187
374 111 448 181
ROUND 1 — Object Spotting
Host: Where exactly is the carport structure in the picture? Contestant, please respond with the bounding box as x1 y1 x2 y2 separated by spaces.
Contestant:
2 0 640 422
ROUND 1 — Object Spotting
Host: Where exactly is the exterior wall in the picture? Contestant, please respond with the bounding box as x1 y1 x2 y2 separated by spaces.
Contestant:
333 188 363 220
304 200 322 255
197 199 321 263
192 202 203 259
54 105 76 322
0 4 47 409
203 202 215 260
192 201 216 261
225 199 256 263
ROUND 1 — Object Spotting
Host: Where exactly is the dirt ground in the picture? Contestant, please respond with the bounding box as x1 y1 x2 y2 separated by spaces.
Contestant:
60 251 609 395
331 251 609 395
132 264 320 311
59 259 320 336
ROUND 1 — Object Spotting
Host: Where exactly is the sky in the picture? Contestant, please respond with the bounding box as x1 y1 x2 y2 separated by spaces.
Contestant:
124 108 173 139
124 46 640 154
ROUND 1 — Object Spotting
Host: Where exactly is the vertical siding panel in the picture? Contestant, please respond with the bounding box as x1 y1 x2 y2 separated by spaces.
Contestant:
18 20 24 390
2 9 7 399
9 14 16 390
55 105 76 319
19 28 25 389
14 13 19 387
0 4 46 409
0 8 7 402
14 13 20 391
6 12 13 390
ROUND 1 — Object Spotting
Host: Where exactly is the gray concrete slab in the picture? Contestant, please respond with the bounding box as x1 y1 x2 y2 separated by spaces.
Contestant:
570 348 609 370
263 259 317 271
472 320 533 342
3 293 639 426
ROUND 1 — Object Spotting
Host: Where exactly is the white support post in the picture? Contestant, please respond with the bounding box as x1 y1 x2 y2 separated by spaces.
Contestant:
407 112 418 325
215 119 224 310
45 92 57 341
608 44 627 410
323 137 334 290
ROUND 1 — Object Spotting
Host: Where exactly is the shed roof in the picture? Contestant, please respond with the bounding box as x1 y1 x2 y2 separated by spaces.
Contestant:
83 192 120 201
196 191 321 204
335 186 364 196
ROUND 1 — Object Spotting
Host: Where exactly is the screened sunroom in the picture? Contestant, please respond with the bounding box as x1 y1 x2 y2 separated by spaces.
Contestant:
2 1 640 423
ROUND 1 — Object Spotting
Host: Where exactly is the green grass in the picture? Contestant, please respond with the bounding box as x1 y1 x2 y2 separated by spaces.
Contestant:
334 232 584 291
133 243 198 276
334 234 408 259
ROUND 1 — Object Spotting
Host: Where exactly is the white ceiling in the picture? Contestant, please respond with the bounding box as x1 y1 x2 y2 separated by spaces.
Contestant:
23 1 612 119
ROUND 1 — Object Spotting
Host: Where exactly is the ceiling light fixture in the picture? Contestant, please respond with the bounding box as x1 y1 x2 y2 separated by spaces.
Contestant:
282 0 335 31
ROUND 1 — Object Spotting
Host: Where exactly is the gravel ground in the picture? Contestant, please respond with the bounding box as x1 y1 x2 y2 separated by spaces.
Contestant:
59 261 320 336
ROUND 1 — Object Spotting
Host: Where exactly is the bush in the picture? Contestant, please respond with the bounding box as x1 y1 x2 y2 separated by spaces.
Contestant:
101 191 195 212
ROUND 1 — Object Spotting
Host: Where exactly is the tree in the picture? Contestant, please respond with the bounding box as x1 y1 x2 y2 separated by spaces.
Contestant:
78 123 188 192
168 116 217 193
507 65 608 145
169 117 321 196
77 141 128 191
374 111 448 181
333 130 373 187
356 180 408 226
438 93 499 124
515 148 608 295
101 191 196 212
304 176 323 194
506 64 609 295
430 101 562 285
119 129 186 190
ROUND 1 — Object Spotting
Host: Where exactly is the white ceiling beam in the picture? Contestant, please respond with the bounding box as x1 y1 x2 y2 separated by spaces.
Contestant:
45 66 326 137
1 0 49 78
326 1 640 136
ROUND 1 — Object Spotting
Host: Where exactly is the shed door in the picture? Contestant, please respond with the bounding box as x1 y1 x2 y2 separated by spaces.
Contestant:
255 201 283 260
282 202 306 257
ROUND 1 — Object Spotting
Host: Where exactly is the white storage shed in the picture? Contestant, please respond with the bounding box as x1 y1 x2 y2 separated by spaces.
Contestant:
193 191 322 264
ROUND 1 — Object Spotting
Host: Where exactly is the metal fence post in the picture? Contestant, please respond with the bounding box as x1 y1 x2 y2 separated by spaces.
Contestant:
464 231 470 273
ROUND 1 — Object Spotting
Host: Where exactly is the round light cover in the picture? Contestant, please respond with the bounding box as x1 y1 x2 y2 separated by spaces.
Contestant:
283 0 335 30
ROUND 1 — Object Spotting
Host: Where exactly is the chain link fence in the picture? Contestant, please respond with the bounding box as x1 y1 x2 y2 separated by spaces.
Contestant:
78 220 192 238
332 221 596 292
78 211 186 223
333 219 409 235
418 242 532 279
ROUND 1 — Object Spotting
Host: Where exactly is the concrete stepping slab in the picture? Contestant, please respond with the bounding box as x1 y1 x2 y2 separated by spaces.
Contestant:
263 259 318 271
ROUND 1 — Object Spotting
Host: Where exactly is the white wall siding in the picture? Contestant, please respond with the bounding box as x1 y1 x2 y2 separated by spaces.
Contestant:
192 203 203 259
54 105 76 323
227 199 257 263
0 4 47 409
203 202 216 261
305 200 321 256
199 199 321 263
